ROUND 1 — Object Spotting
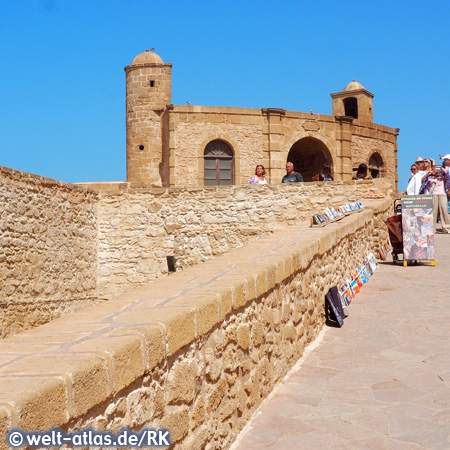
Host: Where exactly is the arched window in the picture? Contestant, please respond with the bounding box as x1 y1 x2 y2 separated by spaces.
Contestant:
204 140 234 185
369 153 384 178
343 97 358 119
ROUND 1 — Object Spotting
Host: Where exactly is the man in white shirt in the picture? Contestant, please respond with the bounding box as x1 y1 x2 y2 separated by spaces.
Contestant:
405 157 426 195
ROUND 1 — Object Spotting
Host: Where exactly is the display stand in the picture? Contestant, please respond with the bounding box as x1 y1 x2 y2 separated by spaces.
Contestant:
401 195 435 266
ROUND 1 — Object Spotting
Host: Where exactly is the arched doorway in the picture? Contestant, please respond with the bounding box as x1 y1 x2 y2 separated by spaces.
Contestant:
287 137 332 181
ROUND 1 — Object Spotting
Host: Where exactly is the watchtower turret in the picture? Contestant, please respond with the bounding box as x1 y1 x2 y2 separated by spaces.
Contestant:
125 49 172 185
331 80 374 122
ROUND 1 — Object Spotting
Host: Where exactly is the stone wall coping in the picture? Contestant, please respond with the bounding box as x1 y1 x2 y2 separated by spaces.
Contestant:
0 197 391 433
79 177 390 195
1 165 99 197
168 105 398 134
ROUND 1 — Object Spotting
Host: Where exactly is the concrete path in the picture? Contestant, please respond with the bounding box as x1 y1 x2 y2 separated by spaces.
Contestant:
231 233 450 450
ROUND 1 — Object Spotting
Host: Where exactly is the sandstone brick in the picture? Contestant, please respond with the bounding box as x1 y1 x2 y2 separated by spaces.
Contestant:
237 325 251 350
166 362 197 404
174 424 209 450
0 353 109 418
206 378 227 414
251 322 264 347
0 377 68 430
159 405 190 443
106 324 165 371
0 406 13 450
167 294 220 337
69 335 145 395
113 307 195 357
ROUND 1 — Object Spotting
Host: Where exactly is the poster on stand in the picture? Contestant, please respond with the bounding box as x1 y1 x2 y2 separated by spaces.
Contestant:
401 195 434 261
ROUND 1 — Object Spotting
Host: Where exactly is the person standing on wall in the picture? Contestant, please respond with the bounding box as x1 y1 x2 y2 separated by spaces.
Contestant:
405 157 427 195
249 165 268 185
282 162 303 183
400 163 419 195
312 164 333 181
420 164 450 233
439 154 450 214
352 163 372 180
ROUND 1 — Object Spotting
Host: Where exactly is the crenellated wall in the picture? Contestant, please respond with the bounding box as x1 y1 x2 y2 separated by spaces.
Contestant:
0 198 392 450
0 166 99 338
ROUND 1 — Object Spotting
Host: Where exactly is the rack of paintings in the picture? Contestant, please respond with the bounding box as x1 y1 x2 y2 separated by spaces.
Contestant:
311 202 364 227
338 252 378 308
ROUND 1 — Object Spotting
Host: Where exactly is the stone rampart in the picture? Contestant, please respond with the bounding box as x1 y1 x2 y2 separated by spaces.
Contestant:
0 166 99 338
0 198 391 450
92 178 393 299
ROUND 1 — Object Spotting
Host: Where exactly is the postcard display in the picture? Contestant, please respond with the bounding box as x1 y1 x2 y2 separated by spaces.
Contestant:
401 195 435 266
311 202 364 227
326 252 379 327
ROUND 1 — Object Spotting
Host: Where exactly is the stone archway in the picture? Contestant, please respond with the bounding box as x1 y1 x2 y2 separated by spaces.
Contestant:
287 137 333 181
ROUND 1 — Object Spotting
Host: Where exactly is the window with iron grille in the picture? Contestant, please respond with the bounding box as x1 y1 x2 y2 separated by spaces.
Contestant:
204 140 234 186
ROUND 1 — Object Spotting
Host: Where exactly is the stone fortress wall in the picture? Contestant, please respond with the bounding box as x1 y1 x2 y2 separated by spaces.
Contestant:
0 166 99 338
0 182 392 449
92 177 393 299
1 163 392 337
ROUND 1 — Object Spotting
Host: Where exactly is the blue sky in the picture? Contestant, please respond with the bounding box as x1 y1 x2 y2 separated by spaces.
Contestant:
1 0 449 189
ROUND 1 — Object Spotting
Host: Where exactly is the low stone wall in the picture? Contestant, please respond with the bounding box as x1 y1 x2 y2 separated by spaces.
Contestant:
0 199 391 450
0 166 99 338
92 178 393 299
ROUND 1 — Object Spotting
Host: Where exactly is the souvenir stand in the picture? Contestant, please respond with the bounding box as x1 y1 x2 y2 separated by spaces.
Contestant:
401 195 435 266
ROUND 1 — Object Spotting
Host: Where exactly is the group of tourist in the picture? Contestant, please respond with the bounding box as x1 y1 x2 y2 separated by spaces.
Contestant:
248 162 333 185
249 161 375 185
402 155 450 233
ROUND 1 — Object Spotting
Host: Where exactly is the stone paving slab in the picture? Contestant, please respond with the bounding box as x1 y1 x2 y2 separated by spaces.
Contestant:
231 233 450 450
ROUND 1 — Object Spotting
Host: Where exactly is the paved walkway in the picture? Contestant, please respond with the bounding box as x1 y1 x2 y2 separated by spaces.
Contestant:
231 233 450 450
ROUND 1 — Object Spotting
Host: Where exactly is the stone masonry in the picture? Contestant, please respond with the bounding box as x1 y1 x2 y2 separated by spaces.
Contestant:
0 166 99 338
1 162 392 338
0 198 392 450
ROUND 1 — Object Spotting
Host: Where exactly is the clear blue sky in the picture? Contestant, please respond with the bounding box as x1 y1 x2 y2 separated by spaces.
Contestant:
1 0 449 189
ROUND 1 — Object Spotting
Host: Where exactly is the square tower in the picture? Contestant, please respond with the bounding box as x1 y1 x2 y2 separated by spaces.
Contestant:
331 80 374 122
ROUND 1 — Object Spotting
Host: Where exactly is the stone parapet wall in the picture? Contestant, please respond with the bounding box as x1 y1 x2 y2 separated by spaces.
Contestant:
0 199 392 450
94 178 393 299
0 166 100 338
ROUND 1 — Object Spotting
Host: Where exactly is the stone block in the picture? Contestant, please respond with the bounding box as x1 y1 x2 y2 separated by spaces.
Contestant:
0 406 13 450
205 378 227 414
167 294 220 337
237 325 251 350
166 361 197 405
175 425 209 450
69 335 145 395
113 307 195 357
0 353 109 419
255 268 268 298
0 377 68 430
189 396 205 430
159 405 190 443
106 324 166 371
